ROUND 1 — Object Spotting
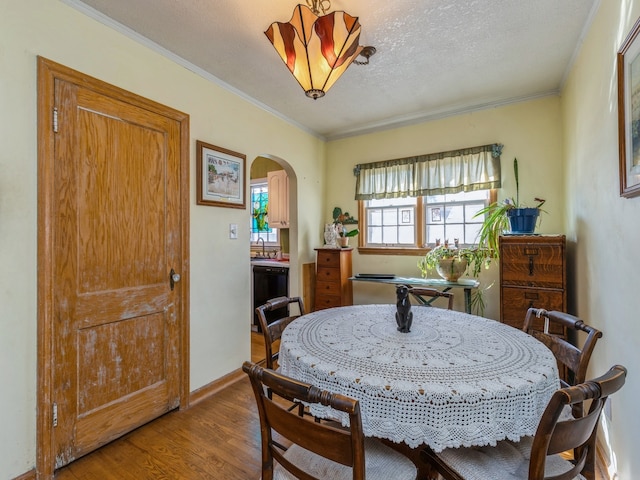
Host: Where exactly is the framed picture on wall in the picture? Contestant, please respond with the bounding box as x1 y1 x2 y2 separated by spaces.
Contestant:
617 16 640 198
196 140 246 208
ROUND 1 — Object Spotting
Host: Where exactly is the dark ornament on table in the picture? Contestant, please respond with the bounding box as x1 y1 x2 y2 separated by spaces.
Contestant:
395 285 413 333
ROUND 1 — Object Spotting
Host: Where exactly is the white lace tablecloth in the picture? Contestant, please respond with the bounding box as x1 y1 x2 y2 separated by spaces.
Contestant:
278 305 559 452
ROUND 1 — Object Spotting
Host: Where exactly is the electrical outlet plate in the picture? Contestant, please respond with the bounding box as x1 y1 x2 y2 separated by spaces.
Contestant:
229 223 238 239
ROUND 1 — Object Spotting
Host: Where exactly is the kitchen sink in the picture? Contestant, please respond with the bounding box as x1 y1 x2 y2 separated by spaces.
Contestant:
251 257 289 263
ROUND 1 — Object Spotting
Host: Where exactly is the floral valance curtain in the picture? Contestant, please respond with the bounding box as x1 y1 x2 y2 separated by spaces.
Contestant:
354 143 503 200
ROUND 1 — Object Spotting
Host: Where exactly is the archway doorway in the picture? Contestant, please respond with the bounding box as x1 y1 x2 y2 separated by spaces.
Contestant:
248 156 299 361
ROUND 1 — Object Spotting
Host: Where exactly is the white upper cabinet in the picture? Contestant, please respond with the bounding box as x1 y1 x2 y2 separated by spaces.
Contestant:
268 169 289 228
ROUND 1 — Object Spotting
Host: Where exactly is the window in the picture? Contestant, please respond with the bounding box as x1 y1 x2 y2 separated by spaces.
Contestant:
354 143 502 254
365 197 416 246
360 189 494 253
424 190 489 246
250 181 278 244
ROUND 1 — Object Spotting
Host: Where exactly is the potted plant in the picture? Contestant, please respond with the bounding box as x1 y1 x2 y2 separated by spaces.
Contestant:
417 245 493 314
418 246 469 282
337 224 359 247
332 206 359 247
475 157 546 254
418 246 492 281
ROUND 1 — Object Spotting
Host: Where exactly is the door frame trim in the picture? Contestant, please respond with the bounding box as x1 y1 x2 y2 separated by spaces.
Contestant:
36 56 190 479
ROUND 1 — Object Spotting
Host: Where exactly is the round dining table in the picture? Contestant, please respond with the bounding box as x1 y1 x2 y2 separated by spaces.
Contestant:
278 304 559 452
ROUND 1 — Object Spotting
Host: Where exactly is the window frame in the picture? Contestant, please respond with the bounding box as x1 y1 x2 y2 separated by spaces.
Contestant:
357 190 497 256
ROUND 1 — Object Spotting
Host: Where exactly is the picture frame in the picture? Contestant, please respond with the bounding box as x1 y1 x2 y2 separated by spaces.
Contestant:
196 140 246 208
617 17 640 198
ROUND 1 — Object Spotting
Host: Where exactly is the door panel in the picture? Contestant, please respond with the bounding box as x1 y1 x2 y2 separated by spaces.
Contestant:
77 313 166 412
50 74 184 467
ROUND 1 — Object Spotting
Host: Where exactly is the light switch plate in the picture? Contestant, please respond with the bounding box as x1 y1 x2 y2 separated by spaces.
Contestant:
229 223 238 239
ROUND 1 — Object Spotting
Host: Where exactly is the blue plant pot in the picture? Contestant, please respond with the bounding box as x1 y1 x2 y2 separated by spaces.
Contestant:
507 208 539 234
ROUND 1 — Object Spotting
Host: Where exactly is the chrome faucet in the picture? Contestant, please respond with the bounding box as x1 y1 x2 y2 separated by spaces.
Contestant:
257 237 265 257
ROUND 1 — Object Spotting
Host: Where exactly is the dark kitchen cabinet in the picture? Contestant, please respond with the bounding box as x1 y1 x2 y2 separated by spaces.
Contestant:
252 264 289 332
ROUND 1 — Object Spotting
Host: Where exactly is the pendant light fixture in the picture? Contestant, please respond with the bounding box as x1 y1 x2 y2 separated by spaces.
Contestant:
265 0 367 99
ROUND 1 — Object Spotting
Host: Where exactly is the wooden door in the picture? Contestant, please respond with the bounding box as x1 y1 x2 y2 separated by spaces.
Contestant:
37 58 189 475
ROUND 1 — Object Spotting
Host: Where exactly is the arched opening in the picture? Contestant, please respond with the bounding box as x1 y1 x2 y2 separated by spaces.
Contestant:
248 155 299 360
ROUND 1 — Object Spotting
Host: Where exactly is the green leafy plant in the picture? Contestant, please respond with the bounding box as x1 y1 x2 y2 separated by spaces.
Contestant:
417 245 493 315
419 246 468 272
418 246 492 279
474 157 546 255
339 226 359 238
332 206 358 225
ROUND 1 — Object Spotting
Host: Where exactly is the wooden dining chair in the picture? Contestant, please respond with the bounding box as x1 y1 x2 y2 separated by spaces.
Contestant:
242 361 418 480
255 296 304 370
422 364 627 480
524 308 603 418
407 287 454 310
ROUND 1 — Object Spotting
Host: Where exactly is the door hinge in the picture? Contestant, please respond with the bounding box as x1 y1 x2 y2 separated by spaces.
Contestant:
53 107 58 133
53 402 58 427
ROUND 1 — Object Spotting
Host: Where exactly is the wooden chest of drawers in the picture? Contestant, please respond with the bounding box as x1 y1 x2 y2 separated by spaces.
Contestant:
499 235 567 336
314 248 353 311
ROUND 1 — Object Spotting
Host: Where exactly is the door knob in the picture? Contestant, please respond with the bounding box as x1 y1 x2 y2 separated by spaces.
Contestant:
170 268 181 291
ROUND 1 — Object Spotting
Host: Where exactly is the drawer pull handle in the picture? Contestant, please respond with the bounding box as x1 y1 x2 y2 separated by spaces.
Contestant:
528 257 534 276
524 248 539 256
524 292 539 300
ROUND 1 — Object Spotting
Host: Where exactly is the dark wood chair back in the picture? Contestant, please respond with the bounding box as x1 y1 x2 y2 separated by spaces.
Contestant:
524 308 603 419
524 309 602 383
424 365 627 480
529 364 627 480
242 361 366 480
255 296 304 370
407 287 454 310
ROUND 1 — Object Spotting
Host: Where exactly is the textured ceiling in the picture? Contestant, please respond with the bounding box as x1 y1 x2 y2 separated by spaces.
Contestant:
66 0 598 140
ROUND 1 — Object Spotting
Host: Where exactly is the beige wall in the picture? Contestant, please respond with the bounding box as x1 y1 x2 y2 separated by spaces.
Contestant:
250 156 282 180
326 97 566 319
562 1 640 477
0 0 325 476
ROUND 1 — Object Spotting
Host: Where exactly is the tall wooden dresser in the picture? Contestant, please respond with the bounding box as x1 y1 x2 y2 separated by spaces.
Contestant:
314 248 353 311
499 235 567 336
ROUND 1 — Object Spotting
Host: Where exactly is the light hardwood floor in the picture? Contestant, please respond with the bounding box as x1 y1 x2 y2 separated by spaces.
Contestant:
54 333 267 479
52 331 607 479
